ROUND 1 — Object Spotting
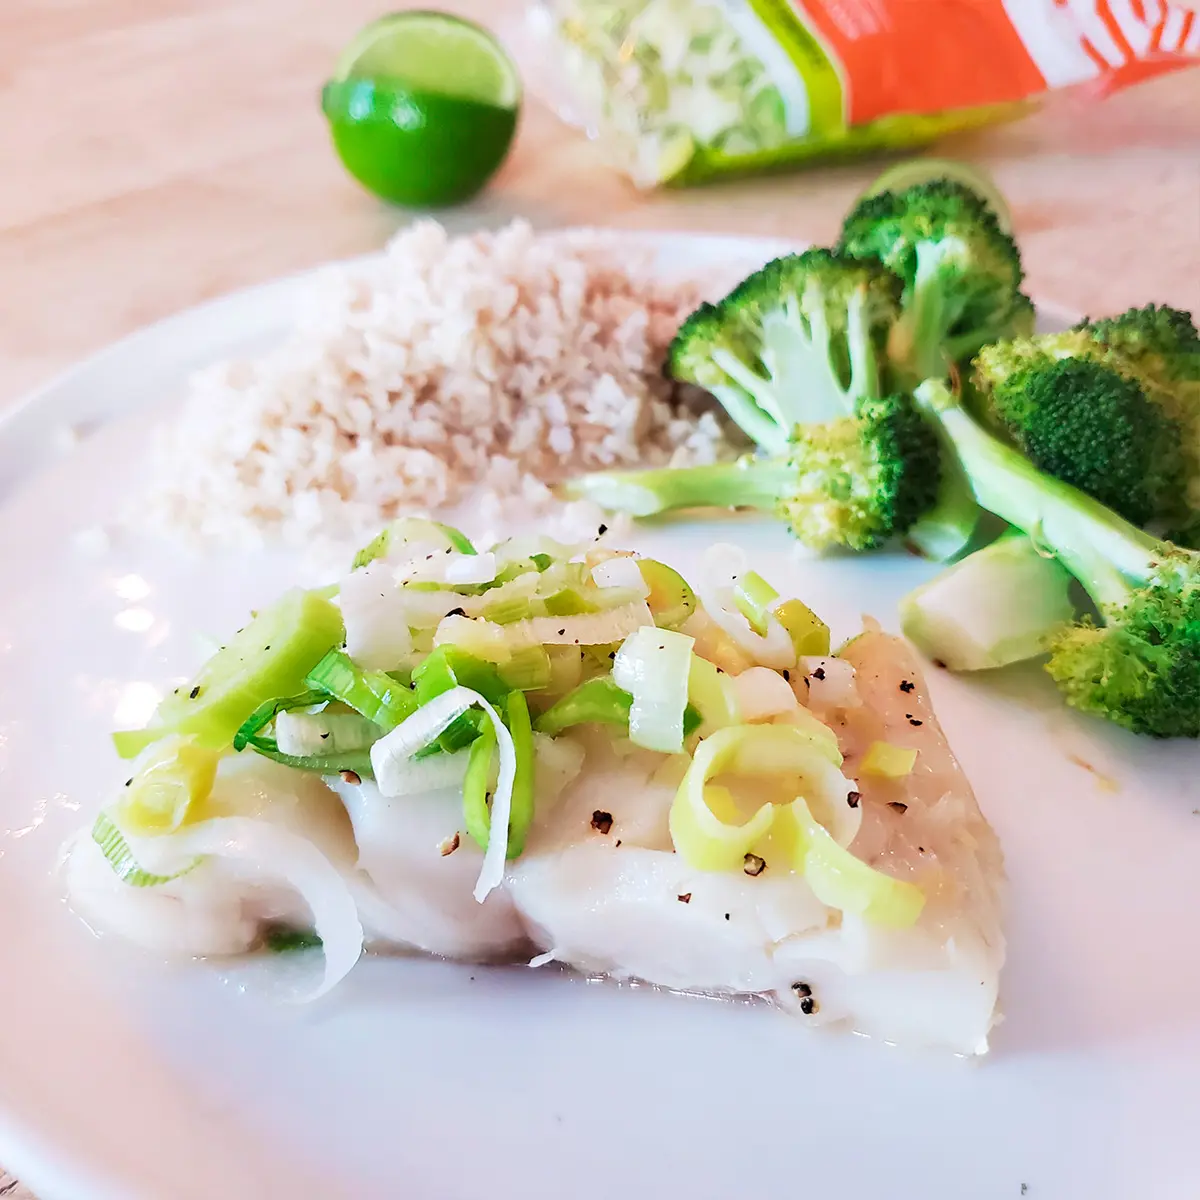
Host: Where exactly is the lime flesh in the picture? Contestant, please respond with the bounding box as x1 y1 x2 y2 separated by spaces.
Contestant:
324 10 521 208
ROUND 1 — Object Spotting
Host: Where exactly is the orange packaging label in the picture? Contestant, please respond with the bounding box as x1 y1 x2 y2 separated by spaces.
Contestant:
793 0 1199 124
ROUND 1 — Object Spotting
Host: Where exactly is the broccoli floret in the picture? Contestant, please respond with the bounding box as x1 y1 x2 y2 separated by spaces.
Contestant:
974 309 1200 536
667 248 903 455
973 350 1184 528
1082 303 1200 383
915 378 1200 738
568 393 945 553
776 393 944 551
838 179 1032 384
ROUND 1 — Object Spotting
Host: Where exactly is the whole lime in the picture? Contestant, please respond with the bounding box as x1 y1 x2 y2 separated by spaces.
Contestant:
322 11 521 208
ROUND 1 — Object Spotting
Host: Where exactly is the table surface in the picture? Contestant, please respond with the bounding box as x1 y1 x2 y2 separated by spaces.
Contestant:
1 1 1198 1195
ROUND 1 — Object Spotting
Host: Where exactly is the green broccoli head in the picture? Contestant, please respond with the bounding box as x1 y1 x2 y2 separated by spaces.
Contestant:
1046 555 1200 738
1080 303 1200 382
974 315 1200 539
975 352 1184 528
777 393 942 552
666 248 903 454
838 179 1030 383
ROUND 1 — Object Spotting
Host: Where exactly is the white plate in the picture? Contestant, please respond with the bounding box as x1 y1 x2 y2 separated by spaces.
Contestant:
1 233 1197 1200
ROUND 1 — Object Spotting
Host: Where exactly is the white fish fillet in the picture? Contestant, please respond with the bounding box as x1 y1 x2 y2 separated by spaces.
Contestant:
508 631 1005 1055
69 632 1003 1053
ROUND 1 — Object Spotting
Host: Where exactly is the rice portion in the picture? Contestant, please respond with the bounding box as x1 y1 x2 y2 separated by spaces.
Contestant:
144 220 738 547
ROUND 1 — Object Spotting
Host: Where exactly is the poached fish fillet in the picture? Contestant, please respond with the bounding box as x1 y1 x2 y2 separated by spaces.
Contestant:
66 526 1004 1055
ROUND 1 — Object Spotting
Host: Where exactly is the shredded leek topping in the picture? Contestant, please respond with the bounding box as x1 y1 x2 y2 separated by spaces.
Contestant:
93 528 932 976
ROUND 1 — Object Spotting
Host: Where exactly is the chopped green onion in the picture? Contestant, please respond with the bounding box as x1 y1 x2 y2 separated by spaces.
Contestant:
496 642 552 691
92 812 200 887
861 742 918 778
669 729 779 873
412 646 511 754
534 676 701 739
462 716 497 852
669 724 857 874
530 552 553 571
413 645 509 707
638 559 697 630
232 690 327 752
773 599 831 657
274 710 380 757
612 626 695 754
305 649 417 729
117 588 345 757
533 677 634 736
786 797 925 927
369 686 517 899
352 517 476 569
733 570 779 636
503 690 535 859
238 733 375 780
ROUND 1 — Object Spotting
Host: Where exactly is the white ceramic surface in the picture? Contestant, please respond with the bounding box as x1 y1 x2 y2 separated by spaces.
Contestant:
0 235 1197 1200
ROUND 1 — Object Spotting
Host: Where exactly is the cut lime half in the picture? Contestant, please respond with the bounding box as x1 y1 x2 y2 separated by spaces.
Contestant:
323 10 521 208
858 158 1012 231
333 10 521 108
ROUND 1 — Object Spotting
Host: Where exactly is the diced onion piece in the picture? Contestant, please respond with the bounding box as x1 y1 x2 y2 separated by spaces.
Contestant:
591 556 650 597
364 747 472 798
612 627 695 754
445 551 497 586
787 798 925 928
861 742 918 778
275 711 380 757
730 667 798 722
773 599 831 656
369 686 515 902
114 736 220 836
138 816 365 999
687 655 738 734
670 724 853 872
733 570 779 635
339 564 414 671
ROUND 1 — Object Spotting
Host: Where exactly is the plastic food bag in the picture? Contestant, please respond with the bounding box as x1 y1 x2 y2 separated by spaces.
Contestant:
524 0 1199 187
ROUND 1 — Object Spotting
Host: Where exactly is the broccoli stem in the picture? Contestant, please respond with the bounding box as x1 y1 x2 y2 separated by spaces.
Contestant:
900 531 1076 671
905 379 981 561
915 380 1156 609
890 241 959 382
567 459 795 519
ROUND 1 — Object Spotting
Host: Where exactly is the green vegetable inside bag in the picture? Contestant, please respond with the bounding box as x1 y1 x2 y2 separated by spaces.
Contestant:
536 0 1196 187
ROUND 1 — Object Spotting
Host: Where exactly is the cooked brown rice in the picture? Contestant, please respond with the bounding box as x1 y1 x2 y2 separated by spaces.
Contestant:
143 220 738 547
